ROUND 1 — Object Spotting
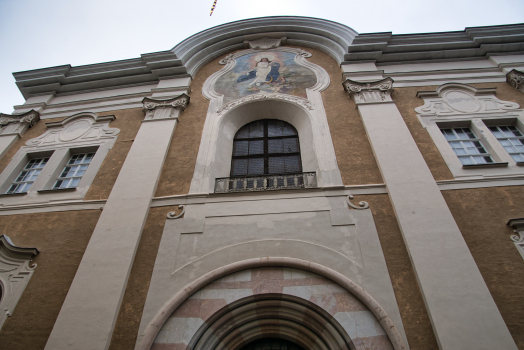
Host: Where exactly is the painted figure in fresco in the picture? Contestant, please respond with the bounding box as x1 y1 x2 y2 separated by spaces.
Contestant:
237 57 281 86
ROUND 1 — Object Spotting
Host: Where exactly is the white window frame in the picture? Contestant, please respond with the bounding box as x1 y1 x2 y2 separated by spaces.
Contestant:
0 112 119 205
484 122 524 165
416 83 524 179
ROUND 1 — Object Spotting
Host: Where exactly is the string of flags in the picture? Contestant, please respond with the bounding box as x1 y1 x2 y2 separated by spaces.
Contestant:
210 0 218 16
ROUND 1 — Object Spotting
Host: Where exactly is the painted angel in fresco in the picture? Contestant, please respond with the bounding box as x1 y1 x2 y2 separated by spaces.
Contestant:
237 57 281 86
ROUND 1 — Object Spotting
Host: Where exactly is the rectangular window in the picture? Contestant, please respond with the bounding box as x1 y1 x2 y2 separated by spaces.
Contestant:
7 158 49 194
440 127 493 165
53 153 95 189
488 125 524 163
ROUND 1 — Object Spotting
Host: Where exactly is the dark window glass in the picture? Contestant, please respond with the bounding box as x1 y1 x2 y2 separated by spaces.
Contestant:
231 119 302 176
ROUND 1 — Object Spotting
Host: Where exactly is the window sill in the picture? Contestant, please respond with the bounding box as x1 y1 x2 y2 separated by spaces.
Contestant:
37 188 77 194
462 162 509 169
0 192 27 197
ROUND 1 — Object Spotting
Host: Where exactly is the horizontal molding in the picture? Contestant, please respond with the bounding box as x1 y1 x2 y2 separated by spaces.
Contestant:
0 199 106 216
437 175 524 190
12 18 524 102
151 184 388 207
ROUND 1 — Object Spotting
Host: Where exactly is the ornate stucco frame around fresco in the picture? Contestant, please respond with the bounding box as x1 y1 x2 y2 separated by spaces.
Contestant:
192 46 341 194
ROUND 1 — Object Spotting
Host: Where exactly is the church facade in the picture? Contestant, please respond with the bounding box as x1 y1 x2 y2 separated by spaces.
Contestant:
0 16 524 350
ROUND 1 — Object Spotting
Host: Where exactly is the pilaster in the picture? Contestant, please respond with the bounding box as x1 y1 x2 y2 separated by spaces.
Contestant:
0 110 39 160
343 78 517 350
44 95 189 350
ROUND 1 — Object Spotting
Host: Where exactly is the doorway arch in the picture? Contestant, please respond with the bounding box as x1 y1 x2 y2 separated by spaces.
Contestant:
187 294 353 350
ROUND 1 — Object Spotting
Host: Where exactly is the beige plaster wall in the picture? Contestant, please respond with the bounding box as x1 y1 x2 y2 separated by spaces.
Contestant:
154 57 224 197
108 195 439 350
0 210 101 350
0 108 143 201
154 47 384 198
85 108 144 200
108 205 182 350
354 194 439 350
442 186 524 349
0 116 62 175
392 82 524 182
307 49 383 186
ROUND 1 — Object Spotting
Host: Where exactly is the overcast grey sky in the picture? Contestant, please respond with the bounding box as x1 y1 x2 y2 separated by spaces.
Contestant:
1 0 523 113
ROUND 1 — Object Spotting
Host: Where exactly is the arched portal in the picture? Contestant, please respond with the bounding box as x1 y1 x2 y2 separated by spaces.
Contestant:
187 294 353 350
149 266 396 350
239 338 305 350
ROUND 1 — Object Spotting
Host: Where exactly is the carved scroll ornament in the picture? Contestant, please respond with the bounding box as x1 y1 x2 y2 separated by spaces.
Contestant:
0 110 40 127
143 94 190 120
343 78 394 104
167 205 185 219
507 69 524 91
347 195 369 210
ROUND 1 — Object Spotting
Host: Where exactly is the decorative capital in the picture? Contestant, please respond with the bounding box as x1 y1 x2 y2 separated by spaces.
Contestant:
0 110 40 128
507 69 524 92
142 94 190 120
243 37 287 50
343 77 394 104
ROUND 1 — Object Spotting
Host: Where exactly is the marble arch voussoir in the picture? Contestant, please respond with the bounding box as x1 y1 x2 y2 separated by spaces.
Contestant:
138 258 407 350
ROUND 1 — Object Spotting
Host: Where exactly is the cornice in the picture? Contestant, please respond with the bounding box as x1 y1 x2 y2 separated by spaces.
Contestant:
11 19 524 101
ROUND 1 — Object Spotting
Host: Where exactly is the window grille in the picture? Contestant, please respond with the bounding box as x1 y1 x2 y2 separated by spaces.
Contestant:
6 158 49 194
440 127 493 165
53 153 95 189
231 119 302 176
488 125 524 163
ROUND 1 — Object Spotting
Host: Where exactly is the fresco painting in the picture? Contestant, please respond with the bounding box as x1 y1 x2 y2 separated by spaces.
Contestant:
215 51 317 103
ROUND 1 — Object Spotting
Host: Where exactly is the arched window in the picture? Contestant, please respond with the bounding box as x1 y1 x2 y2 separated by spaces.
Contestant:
231 119 302 176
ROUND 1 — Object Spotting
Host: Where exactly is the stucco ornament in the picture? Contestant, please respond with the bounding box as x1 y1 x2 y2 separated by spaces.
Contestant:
415 83 519 118
507 218 524 260
507 69 524 92
347 194 369 210
343 77 394 104
26 113 119 147
0 110 40 136
167 205 185 219
0 235 39 330
0 110 39 127
243 36 287 50
216 93 313 116
142 94 190 120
